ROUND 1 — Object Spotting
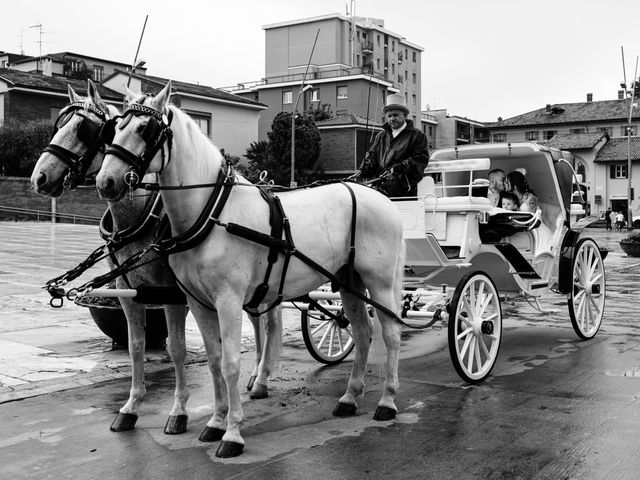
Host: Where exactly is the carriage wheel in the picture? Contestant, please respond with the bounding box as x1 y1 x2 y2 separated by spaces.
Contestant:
301 303 355 365
448 271 502 383
568 238 605 339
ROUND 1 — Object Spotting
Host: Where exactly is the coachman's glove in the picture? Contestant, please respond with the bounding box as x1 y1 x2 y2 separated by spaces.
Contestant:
391 160 409 174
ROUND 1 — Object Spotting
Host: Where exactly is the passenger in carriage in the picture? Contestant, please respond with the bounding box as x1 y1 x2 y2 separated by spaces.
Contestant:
500 192 519 211
506 170 539 213
486 168 506 207
358 94 429 197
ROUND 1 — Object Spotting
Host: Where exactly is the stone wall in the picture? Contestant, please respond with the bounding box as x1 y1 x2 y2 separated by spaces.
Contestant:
0 177 106 223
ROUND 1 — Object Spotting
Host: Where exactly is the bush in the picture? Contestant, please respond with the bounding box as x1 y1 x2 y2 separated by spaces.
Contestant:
0 119 53 176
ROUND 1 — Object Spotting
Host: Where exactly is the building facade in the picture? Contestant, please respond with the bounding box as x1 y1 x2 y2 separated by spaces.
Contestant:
0 50 266 160
224 14 424 150
425 108 489 149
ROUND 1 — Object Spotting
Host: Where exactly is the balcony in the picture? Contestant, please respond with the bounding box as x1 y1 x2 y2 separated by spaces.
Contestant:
361 42 374 56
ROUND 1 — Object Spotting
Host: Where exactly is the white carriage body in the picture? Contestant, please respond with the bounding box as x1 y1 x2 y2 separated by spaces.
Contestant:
397 142 577 296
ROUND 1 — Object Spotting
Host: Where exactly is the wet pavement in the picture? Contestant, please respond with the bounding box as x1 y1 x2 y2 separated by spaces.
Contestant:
1 221 640 479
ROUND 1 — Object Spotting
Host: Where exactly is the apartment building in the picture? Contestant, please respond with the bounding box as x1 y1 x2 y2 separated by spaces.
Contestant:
225 14 424 142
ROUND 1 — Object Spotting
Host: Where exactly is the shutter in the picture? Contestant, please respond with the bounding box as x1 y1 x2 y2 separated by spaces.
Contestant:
610 165 615 178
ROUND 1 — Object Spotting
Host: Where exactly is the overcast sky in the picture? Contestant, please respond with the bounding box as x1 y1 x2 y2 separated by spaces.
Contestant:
3 0 640 122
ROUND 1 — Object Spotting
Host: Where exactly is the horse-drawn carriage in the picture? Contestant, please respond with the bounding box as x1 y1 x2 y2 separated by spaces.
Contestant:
36 81 606 457
292 142 606 383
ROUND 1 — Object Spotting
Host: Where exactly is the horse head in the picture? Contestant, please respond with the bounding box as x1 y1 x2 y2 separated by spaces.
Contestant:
96 81 173 201
30 80 117 196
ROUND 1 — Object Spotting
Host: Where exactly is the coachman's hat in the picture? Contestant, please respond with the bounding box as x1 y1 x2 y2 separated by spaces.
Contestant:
382 93 409 115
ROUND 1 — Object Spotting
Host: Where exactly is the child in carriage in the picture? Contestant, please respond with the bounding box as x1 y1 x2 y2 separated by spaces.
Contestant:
501 192 519 211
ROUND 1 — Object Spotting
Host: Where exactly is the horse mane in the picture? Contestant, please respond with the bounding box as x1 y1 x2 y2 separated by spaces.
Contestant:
164 103 224 180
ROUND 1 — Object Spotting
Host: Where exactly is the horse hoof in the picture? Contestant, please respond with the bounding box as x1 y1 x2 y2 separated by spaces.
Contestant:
247 375 257 391
249 383 268 399
332 402 357 417
216 440 244 458
373 406 396 421
164 414 188 435
199 426 225 442
110 412 138 432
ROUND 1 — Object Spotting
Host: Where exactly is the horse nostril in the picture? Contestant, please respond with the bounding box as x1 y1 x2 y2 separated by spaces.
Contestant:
36 172 47 187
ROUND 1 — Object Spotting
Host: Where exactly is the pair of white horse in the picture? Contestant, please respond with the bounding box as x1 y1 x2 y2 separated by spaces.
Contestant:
35 79 406 458
30 80 282 438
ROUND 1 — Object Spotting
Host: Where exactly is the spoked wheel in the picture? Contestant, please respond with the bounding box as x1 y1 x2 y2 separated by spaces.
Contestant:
568 238 605 339
301 302 355 365
448 271 502 383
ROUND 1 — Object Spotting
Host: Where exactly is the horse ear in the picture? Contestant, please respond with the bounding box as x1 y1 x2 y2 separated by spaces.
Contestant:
153 81 172 109
68 84 83 104
122 83 139 104
87 79 107 111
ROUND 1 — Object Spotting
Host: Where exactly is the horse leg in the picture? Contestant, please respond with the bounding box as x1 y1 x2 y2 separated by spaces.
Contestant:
191 306 228 443
163 304 190 434
110 299 146 431
366 268 403 421
246 312 264 393
333 282 372 417
249 306 282 400
214 298 246 458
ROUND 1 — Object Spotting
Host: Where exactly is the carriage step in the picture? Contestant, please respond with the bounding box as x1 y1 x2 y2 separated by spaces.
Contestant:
492 243 541 280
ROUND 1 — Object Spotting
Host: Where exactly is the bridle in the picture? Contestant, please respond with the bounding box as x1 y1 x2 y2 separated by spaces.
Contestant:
44 102 117 189
104 102 173 187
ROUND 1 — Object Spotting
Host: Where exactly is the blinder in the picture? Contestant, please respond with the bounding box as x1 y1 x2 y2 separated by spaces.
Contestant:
105 103 173 182
44 102 111 188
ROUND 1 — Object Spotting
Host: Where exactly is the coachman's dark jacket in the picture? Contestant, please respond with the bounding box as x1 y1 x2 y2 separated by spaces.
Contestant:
360 120 430 197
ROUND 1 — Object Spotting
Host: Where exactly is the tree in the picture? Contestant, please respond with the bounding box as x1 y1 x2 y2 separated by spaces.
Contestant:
0 119 52 176
242 112 324 186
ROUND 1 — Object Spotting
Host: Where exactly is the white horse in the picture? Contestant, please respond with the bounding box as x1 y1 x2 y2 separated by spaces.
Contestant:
96 81 405 458
31 81 281 436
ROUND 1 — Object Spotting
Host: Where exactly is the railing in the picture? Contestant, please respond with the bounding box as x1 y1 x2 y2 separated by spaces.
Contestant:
221 66 392 92
0 205 100 224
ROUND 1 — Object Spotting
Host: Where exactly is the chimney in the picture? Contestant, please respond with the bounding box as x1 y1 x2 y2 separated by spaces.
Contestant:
545 104 552 113
586 93 593 102
618 90 625 100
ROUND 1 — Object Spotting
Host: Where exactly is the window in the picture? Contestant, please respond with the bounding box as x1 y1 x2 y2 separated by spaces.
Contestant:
493 133 506 142
1 60 6 68
412 73 416 84
412 51 416 62
71 60 82 72
611 164 628 179
377 35 380 46
543 130 557 140
391 41 395 52
391 64 395 75
337 86 348 99
376 58 380 69
570 128 585 134
412 94 416 105
282 90 293 104
93 65 104 82
356 54 360 66
311 89 319 102
428 126 433 136
598 127 610 134
186 111 211 137
526 131 539 141
357 31 360 41
622 125 636 136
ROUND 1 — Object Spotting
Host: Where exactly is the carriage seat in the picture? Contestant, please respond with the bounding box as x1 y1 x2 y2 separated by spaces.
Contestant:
423 195 491 210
